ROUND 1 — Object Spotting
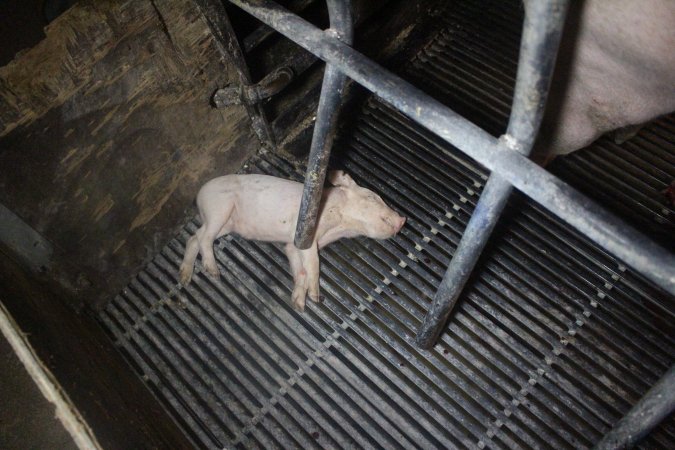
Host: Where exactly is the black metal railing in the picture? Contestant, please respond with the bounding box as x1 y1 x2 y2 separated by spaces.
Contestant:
226 0 675 299
415 0 568 348
218 1 675 447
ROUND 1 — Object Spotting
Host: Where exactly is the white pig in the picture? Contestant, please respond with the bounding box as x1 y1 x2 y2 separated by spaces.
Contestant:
179 170 406 311
535 0 675 159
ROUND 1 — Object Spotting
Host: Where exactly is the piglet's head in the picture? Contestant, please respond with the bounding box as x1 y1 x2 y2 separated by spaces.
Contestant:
328 170 406 239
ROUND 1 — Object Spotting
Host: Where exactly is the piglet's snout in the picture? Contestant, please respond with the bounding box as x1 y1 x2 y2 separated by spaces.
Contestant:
384 215 406 234
394 216 406 233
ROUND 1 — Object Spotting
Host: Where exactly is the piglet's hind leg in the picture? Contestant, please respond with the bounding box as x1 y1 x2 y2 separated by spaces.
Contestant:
197 200 235 279
179 233 200 284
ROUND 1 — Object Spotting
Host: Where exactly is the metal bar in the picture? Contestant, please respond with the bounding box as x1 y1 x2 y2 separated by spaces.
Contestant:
415 0 569 348
242 0 316 52
227 0 675 296
594 364 675 449
293 0 353 249
195 0 277 148
213 66 294 108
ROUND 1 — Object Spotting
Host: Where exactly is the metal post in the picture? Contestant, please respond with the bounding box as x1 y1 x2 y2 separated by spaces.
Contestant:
415 0 569 348
293 0 353 249
594 364 675 449
196 0 277 148
227 0 675 297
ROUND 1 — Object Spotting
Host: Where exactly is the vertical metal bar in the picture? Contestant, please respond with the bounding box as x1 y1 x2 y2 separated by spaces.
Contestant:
293 0 353 249
415 0 569 348
594 364 675 449
195 0 277 148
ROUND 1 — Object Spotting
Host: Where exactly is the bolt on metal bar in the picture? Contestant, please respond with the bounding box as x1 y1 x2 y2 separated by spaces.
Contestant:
213 66 294 107
415 0 569 348
293 0 353 249
226 0 675 296
594 364 675 449
196 0 277 147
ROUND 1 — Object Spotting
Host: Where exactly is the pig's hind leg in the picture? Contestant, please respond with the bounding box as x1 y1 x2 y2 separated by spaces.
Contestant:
197 223 222 278
198 206 235 279
182 197 235 282
179 222 223 283
179 223 219 283
179 233 200 284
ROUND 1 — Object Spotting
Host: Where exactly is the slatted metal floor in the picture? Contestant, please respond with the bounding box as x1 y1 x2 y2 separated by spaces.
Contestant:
98 0 675 448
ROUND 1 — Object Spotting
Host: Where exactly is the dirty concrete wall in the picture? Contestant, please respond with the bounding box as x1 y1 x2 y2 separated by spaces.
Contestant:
0 0 260 307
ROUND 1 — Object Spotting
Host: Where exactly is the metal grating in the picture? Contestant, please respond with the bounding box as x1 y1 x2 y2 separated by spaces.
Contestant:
99 0 675 448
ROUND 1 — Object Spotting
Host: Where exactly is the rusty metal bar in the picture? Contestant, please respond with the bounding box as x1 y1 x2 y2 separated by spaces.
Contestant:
415 0 569 348
196 0 277 148
227 0 675 298
293 0 353 249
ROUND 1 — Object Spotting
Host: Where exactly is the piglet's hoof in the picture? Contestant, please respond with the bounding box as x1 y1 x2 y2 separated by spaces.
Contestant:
203 261 219 278
179 267 192 285
292 291 306 312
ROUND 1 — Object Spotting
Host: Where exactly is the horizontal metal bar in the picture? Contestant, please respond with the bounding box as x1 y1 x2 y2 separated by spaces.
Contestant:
227 0 675 296
416 0 570 348
242 0 316 52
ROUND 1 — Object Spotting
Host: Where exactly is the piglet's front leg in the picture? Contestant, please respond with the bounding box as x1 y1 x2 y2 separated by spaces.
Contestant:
285 243 306 311
302 243 321 304
284 243 320 311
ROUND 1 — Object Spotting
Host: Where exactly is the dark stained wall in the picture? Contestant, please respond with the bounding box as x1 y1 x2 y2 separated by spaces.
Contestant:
0 0 260 308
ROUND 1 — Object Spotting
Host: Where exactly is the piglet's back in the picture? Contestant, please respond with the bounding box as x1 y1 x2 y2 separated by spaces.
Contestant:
198 174 298 196
197 174 305 242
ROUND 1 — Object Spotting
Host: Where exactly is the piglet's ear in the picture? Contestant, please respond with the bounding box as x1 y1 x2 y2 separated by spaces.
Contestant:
328 170 356 187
